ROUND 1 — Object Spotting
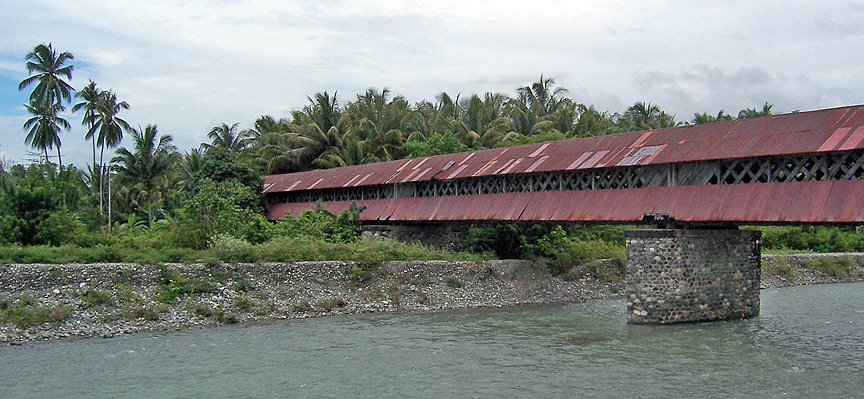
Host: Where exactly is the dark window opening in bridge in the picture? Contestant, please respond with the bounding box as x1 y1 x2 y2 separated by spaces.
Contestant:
267 149 864 205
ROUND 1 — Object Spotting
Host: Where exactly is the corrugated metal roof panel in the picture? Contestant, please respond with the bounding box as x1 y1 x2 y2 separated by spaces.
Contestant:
265 105 864 192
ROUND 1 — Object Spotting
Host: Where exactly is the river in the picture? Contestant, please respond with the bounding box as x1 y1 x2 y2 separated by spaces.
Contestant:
2 282 862 398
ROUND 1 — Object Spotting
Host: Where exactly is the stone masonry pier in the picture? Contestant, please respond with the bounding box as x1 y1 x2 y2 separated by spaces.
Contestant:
625 229 761 324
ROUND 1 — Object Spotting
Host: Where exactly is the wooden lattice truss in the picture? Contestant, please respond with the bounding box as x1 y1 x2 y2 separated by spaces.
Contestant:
270 149 864 204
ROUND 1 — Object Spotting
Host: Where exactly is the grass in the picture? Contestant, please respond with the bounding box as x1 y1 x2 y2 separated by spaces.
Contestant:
399 272 432 286
80 288 113 308
542 238 626 277
0 295 70 328
802 255 853 278
191 304 219 318
125 304 167 321
317 298 346 312
762 257 796 281
293 301 313 313
232 295 252 311
445 277 463 289
114 283 136 303
763 248 814 255
0 244 201 264
0 235 488 265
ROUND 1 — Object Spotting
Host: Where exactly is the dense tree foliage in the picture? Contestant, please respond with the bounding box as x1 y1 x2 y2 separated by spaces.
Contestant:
8 43 857 266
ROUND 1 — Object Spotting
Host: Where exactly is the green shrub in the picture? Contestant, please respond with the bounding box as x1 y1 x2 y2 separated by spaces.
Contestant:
192 304 219 318
155 268 216 303
445 277 463 289
272 202 362 244
233 277 253 292
218 312 239 324
534 226 625 276
34 210 86 247
232 295 252 310
759 226 863 253
210 234 258 263
348 261 382 283
171 179 273 249
0 215 22 245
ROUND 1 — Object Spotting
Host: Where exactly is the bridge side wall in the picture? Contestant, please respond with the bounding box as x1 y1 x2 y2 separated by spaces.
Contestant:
625 229 761 324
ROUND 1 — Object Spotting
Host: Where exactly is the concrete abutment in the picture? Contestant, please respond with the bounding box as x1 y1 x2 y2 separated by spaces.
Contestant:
625 228 761 324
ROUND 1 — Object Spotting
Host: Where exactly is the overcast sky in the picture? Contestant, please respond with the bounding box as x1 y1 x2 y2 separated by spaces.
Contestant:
1 0 863 168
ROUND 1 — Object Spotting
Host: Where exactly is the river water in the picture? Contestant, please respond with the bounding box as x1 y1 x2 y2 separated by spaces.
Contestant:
2 282 863 398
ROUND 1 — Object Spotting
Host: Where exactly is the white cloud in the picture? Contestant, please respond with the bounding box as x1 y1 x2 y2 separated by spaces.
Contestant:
1 0 863 168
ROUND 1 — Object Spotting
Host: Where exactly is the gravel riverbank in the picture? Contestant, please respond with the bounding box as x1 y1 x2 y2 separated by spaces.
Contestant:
2 254 863 345
0 260 621 345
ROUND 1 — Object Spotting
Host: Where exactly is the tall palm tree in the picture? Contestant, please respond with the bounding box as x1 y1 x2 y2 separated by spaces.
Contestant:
620 102 679 132
72 80 102 169
573 105 616 137
286 121 348 170
692 110 733 124
89 90 131 213
203 122 251 154
244 115 290 172
506 96 537 136
245 115 290 142
305 91 341 133
177 148 205 192
18 43 74 107
517 75 568 118
347 88 410 161
23 100 70 165
737 103 774 119
112 125 178 227
436 92 460 120
256 132 296 174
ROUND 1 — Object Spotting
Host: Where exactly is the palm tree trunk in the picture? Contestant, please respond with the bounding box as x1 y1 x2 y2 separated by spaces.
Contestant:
99 142 105 217
107 167 112 235
57 147 62 167
91 133 97 173
148 199 153 229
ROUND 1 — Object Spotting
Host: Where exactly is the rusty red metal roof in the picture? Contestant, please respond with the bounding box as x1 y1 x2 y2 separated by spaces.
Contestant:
263 105 864 193
266 179 864 224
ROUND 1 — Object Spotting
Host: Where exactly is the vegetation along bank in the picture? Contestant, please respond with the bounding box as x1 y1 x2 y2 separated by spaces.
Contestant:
3 253 864 345
6 42 864 345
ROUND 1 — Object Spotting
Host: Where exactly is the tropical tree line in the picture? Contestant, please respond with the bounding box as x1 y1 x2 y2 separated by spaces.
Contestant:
6 43 786 255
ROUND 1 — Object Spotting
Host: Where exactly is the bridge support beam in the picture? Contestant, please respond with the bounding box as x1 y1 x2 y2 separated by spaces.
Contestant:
625 228 761 324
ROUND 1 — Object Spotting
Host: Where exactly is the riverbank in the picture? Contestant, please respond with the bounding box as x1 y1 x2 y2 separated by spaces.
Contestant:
761 252 864 288
2 254 863 345
0 260 621 345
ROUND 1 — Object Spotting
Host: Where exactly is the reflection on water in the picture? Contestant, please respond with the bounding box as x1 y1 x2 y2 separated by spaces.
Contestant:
2 283 862 398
